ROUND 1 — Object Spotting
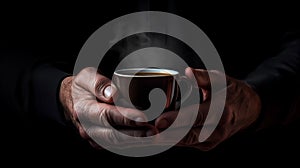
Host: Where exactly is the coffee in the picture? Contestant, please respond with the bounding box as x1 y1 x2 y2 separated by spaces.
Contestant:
134 72 171 76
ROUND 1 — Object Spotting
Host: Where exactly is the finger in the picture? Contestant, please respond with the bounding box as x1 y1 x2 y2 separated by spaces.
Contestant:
76 101 150 127
155 127 202 146
186 125 228 151
155 124 224 151
113 97 133 108
185 67 227 90
185 67 210 89
85 126 156 148
78 120 156 147
154 125 223 151
74 67 117 103
155 102 210 130
120 125 158 137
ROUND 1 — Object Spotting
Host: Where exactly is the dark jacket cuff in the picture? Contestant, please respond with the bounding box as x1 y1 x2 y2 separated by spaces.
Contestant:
31 64 70 125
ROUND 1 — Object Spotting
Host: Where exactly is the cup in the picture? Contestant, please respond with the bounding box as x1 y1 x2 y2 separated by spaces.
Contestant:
112 68 192 116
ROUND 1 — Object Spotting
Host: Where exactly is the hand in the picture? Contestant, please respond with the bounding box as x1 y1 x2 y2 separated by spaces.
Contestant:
59 67 156 149
155 67 261 151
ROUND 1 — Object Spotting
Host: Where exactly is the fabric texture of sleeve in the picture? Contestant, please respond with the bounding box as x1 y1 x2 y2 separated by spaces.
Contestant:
244 32 300 130
31 64 70 125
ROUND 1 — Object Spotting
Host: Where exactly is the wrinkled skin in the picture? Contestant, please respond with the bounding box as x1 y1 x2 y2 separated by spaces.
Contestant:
60 67 261 151
59 67 156 149
155 67 261 151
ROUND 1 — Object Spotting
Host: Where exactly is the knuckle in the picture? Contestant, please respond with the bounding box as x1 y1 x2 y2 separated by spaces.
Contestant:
73 75 81 85
74 67 97 86
81 67 96 74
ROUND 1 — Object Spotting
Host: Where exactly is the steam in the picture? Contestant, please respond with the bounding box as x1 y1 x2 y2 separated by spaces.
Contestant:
107 1 202 75
116 47 187 74
109 21 188 74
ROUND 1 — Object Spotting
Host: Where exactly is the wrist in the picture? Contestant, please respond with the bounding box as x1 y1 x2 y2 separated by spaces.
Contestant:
59 76 73 121
243 81 263 133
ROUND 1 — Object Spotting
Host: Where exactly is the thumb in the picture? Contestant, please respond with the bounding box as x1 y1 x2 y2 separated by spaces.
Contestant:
185 67 211 89
94 73 118 103
185 67 227 90
75 67 117 103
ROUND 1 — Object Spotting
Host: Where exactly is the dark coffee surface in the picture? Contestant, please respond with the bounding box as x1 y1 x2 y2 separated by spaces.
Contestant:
134 72 172 76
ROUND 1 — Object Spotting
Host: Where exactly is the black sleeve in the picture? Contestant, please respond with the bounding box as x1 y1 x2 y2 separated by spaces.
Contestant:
244 32 300 130
0 50 71 130
31 64 70 125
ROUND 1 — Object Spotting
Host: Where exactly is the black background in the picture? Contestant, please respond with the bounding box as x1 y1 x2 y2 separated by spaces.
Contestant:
1 0 300 165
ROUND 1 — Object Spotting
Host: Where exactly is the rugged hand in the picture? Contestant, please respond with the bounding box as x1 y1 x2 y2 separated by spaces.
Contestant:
155 67 261 151
59 67 156 149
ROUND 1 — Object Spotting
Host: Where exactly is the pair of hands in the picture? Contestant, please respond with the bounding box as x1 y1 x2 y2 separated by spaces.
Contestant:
59 67 261 151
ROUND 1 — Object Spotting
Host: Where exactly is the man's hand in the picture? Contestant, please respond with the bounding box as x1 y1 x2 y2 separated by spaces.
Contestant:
59 67 156 149
155 67 261 151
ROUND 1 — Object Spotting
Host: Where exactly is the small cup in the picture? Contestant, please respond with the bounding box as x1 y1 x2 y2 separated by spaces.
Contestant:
113 68 192 115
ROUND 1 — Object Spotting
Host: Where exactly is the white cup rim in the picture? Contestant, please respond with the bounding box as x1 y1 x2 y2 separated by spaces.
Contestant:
114 68 178 77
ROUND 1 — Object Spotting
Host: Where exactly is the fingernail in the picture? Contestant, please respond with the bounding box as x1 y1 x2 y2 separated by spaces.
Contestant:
135 117 145 122
156 119 170 130
104 85 116 98
134 117 146 126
